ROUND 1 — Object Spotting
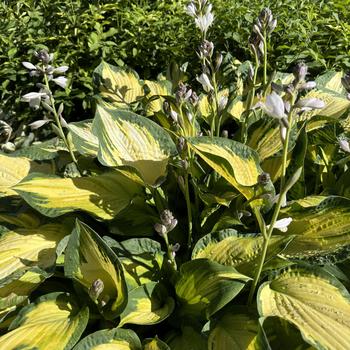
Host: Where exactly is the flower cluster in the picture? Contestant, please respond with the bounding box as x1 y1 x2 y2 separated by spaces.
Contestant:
186 0 214 35
249 8 277 60
154 209 178 237
21 50 69 111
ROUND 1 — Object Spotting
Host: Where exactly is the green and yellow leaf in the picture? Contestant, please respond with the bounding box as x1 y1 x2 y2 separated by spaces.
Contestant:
68 120 99 157
143 337 170 350
0 292 88 350
73 328 142 350
144 80 172 115
208 311 262 350
175 259 250 318
0 154 49 197
13 171 143 220
65 220 127 319
192 230 293 277
0 223 68 281
93 61 144 107
258 266 350 350
92 103 177 185
188 136 270 199
279 196 350 262
119 282 174 327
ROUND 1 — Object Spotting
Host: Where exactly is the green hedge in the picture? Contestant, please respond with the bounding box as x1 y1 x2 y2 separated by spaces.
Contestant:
1 0 350 126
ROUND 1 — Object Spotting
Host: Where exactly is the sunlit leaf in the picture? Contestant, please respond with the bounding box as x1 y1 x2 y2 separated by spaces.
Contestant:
65 220 127 319
175 259 250 318
0 292 88 350
92 103 177 185
258 266 350 350
93 61 144 107
74 328 141 349
119 282 174 326
68 120 99 157
13 171 143 220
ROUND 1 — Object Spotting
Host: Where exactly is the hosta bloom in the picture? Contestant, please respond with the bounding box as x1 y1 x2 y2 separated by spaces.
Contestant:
52 76 68 89
185 2 197 17
296 98 325 112
267 217 292 232
257 91 286 119
195 12 214 33
21 92 49 110
339 139 350 153
197 73 213 92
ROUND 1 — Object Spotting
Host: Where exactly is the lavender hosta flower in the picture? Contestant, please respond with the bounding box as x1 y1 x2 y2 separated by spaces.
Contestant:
267 217 292 233
195 12 214 33
21 92 49 110
28 119 50 130
53 66 69 74
197 73 213 92
339 139 350 153
257 91 286 119
35 50 53 64
52 76 68 89
293 62 308 83
22 62 37 71
296 98 326 112
298 81 317 91
218 95 228 112
185 1 197 17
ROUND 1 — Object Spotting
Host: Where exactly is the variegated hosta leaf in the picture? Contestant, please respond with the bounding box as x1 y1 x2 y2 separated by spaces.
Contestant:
144 80 172 115
175 259 250 318
208 311 262 350
300 71 350 120
74 328 142 350
0 154 49 197
93 61 144 107
68 120 99 157
143 337 170 350
92 103 177 186
0 224 68 281
0 211 40 228
65 220 127 319
192 230 293 277
0 292 89 350
166 326 207 350
247 120 283 161
198 89 230 122
187 136 273 200
105 237 165 289
119 282 174 327
260 317 314 350
13 171 143 220
258 267 350 350
0 269 48 311
11 138 67 161
279 196 350 263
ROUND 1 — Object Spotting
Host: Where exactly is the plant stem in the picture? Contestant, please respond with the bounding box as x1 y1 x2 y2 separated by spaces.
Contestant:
247 110 294 305
43 71 77 164
263 30 268 89
241 52 260 143
185 172 193 249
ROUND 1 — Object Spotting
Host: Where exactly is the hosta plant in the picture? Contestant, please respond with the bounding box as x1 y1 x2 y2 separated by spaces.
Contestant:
1 1 350 349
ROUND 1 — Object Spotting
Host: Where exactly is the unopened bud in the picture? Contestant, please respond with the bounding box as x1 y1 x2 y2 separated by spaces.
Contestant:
293 62 308 84
258 172 270 185
199 40 214 58
35 50 52 64
218 95 228 112
177 137 187 154
0 121 12 144
154 223 167 237
215 53 223 71
189 91 199 105
89 279 104 301
298 81 316 91
170 110 178 123
221 129 229 138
